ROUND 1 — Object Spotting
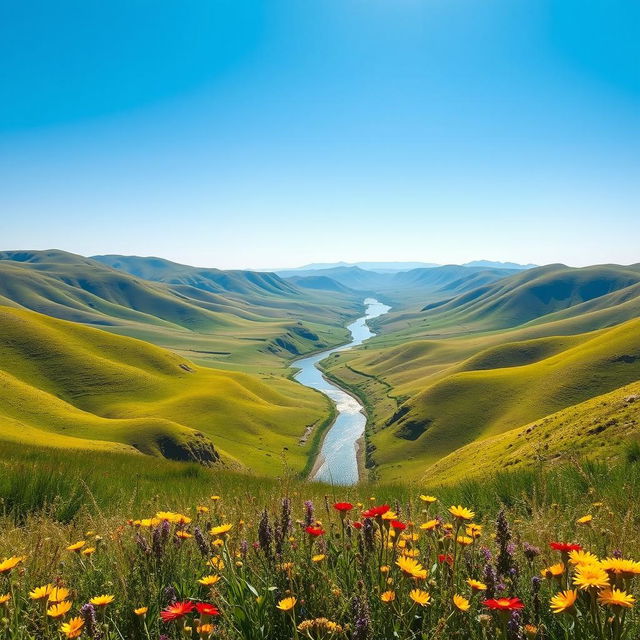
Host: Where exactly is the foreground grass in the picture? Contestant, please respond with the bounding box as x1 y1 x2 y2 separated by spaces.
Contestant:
1 444 640 638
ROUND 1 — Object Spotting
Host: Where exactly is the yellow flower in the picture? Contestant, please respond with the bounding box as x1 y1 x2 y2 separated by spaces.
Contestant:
197 506 210 513
541 563 565 579
134 606 148 616
396 556 428 580
573 564 609 590
49 587 71 604
576 514 593 525
409 589 431 606
380 565 390 574
60 616 84 638
467 579 487 591
66 541 85 552
90 594 114 607
210 495 221 501
598 588 635 609
197 623 214 635
47 601 73 618
420 520 440 531
524 624 538 639
209 523 233 537
380 590 395 602
276 597 297 611
81 547 96 556
138 518 160 528
198 575 221 586
381 511 398 521
208 556 225 570
176 531 193 539
448 505 475 521
568 550 598 567
0 556 26 573
312 554 326 563
453 594 470 611
419 495 437 503
29 584 54 600
550 590 578 614
466 524 483 538
600 558 640 578
457 535 473 546
0 594 10 605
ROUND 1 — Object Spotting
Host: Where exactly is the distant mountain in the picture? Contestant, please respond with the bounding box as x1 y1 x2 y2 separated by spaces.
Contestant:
463 260 537 270
279 261 439 273
286 275 356 294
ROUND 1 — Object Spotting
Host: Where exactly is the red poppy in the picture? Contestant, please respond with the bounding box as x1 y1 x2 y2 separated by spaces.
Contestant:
390 520 406 530
195 603 220 616
362 504 390 518
305 526 325 537
550 542 583 552
438 554 454 566
483 598 524 611
160 601 195 622
352 522 363 530
333 502 353 512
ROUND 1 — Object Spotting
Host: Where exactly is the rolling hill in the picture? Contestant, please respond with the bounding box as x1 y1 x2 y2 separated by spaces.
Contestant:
0 305 331 475
0 250 361 372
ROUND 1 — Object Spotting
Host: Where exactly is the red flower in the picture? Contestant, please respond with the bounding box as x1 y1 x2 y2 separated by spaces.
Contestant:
352 522 363 530
391 520 406 530
438 554 454 566
483 598 524 611
305 526 325 537
362 504 390 518
195 603 220 616
550 542 583 552
160 601 195 622
333 502 353 512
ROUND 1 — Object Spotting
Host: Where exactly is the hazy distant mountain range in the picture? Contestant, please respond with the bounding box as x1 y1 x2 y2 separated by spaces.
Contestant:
275 260 536 273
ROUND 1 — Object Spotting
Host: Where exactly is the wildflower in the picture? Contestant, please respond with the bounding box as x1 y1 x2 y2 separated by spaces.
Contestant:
210 495 221 501
176 531 192 539
453 594 470 611
312 554 326 562
134 606 148 616
361 504 389 518
467 578 487 591
352 521 363 530
550 542 582 552
523 542 541 562
197 623 214 636
420 519 440 531
0 556 25 573
195 602 220 616
391 520 406 531
49 587 71 603
380 591 395 603
0 594 10 605
483 598 524 611
541 562 565 579
568 550 599 566
573 564 609 590
409 589 431 606
197 506 210 514
60 616 84 638
333 502 353 512
208 556 225 570
576 514 593 525
457 535 473 546
449 505 475 521
276 597 297 611
438 554 454 566
380 565 390 573
305 526 325 537
48 601 73 618
396 556 427 580
66 541 85 552
381 510 398 521
466 524 483 538
419 495 437 503
598 588 636 609
81 547 96 556
600 557 640 578
29 584 54 600
198 575 221 586
298 618 344 633
524 624 538 639
550 590 578 614
209 524 233 537
161 601 196 621
89 594 114 607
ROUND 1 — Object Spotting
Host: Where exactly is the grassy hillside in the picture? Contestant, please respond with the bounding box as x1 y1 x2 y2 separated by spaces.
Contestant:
423 380 640 484
0 250 361 372
0 305 333 476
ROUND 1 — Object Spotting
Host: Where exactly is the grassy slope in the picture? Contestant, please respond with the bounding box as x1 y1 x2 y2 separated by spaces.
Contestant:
0 305 331 476
0 250 361 373
423 381 640 484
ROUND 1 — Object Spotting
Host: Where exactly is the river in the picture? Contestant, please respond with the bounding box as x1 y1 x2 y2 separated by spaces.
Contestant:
292 298 391 485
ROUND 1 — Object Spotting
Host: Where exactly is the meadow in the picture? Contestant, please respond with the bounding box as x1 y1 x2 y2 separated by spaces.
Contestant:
1 443 640 639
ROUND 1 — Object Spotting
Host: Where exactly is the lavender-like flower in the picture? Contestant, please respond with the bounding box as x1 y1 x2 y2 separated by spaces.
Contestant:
351 594 372 640
612 548 623 559
80 603 101 640
240 540 249 557
483 562 497 599
304 500 314 527
363 518 375 552
496 509 515 578
163 585 177 604
531 576 542 624
523 542 541 563
134 532 151 555
194 525 209 557
258 508 273 560
507 610 524 640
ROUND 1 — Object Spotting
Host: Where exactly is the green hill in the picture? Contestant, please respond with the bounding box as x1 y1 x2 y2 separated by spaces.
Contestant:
0 305 331 475
0 250 361 372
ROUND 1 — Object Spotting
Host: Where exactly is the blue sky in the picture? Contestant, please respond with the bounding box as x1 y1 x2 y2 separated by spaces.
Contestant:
1 0 638 269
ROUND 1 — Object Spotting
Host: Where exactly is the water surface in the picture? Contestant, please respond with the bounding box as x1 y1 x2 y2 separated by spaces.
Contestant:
293 298 391 484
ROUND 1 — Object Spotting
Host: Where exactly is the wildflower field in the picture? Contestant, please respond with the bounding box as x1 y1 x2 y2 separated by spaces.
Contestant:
1 444 640 639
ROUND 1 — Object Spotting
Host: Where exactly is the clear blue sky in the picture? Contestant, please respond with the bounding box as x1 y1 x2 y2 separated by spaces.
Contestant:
1 0 638 269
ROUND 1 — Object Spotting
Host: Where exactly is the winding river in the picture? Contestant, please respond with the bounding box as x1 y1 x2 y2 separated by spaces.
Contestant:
293 298 391 485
